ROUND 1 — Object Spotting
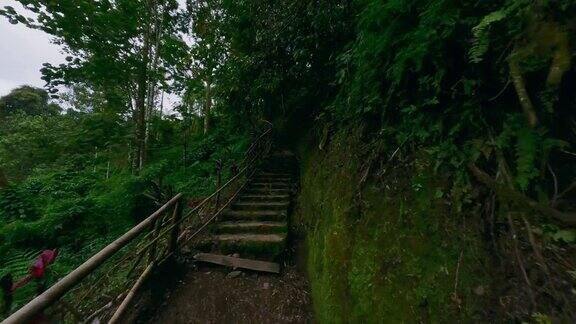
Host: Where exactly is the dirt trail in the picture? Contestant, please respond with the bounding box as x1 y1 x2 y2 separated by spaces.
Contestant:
130 151 311 323
130 236 313 324
138 263 313 324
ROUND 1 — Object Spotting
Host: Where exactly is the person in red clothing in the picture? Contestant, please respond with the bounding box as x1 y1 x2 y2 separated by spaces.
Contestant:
1 249 58 315
29 249 58 295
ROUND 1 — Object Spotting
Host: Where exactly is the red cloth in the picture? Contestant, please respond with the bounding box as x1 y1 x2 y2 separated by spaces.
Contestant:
10 249 58 291
30 250 58 279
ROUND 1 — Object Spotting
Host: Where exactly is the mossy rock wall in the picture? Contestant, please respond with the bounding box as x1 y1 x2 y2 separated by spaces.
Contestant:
292 128 490 323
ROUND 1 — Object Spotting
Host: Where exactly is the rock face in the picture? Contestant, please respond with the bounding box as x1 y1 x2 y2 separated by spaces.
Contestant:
200 151 297 261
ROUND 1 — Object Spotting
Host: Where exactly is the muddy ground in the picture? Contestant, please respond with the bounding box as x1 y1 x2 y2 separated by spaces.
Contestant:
129 238 313 324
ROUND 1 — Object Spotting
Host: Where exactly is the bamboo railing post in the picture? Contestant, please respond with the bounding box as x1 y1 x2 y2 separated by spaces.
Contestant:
108 264 154 324
215 159 223 211
148 217 161 264
2 194 182 324
3 127 275 324
168 200 183 255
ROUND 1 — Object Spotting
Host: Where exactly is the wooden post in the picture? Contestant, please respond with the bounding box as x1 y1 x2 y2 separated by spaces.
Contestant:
168 200 182 254
3 194 182 324
109 264 154 324
215 159 223 210
148 218 162 264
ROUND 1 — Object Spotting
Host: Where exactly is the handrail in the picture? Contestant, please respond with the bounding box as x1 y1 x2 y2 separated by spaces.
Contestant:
2 125 273 324
3 194 182 324
241 126 272 165
185 127 272 218
174 125 273 247
132 143 267 257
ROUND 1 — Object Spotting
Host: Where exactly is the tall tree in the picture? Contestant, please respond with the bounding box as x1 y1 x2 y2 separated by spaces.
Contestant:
0 86 60 117
186 0 229 134
1 0 188 170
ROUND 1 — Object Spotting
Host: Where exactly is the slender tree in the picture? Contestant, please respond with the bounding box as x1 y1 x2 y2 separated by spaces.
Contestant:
186 0 229 134
1 0 188 170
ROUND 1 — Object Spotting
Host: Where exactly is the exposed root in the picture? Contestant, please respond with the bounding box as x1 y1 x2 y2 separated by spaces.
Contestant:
468 164 576 226
506 213 536 308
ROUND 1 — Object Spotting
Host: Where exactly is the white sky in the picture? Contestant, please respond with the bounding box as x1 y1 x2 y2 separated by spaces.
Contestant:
0 0 187 111
0 0 65 96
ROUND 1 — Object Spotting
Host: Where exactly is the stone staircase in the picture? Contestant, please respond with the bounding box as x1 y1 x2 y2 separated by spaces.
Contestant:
195 151 296 268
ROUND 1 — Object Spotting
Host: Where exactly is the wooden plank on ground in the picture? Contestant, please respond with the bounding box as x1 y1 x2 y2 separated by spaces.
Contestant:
194 253 280 274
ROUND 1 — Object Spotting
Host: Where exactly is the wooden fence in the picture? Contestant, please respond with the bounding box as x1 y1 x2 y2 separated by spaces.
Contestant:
2 127 273 324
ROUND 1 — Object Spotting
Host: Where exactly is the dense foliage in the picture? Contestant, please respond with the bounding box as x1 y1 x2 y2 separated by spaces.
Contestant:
197 0 576 320
1 0 576 321
0 86 249 313
203 0 576 207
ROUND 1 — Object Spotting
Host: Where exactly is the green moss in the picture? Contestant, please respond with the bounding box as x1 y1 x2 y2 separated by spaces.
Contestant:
293 129 488 323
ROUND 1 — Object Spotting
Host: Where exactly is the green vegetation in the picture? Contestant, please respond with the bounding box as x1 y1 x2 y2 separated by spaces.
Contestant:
2 0 576 321
0 86 250 313
294 128 487 322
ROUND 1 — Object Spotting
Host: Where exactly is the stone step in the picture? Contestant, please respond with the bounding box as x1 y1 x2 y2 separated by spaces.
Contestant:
254 172 292 177
248 181 292 187
196 151 297 262
194 253 281 273
232 201 289 211
213 221 287 234
212 233 286 243
221 210 286 221
252 177 292 183
244 188 291 195
238 194 290 201
249 182 291 189
198 233 287 259
257 172 293 177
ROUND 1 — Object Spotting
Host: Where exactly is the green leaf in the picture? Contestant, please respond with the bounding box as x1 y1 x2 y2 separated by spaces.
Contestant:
551 229 576 243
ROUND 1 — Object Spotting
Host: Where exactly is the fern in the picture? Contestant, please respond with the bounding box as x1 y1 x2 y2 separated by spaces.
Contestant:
470 10 508 63
494 115 567 191
0 249 43 316
0 249 40 279
515 126 539 190
469 0 528 63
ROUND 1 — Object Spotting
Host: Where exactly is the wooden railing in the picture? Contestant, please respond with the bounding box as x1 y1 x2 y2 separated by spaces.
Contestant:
2 126 273 324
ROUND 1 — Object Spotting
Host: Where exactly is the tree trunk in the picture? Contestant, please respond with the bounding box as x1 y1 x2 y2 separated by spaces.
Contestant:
144 2 167 160
159 91 164 119
203 80 212 134
135 3 154 170
509 51 538 128
135 68 148 170
469 164 576 226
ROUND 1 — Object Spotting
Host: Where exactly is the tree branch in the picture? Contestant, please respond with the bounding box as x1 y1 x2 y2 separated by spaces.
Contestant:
468 164 576 226
509 50 538 128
